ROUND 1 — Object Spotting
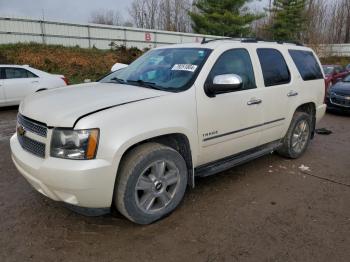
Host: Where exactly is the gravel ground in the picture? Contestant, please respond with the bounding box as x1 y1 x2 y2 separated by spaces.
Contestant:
0 107 349 262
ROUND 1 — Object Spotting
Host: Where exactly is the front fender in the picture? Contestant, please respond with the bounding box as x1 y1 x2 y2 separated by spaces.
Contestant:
74 88 198 179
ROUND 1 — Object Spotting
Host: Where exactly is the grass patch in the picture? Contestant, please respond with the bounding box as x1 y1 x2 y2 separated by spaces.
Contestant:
0 43 144 84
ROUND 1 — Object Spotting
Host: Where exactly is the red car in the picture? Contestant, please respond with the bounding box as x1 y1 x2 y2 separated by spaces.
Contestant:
323 64 349 90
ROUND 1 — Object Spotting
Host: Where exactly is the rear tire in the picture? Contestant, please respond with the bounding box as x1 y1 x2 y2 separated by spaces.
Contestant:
277 112 312 159
115 143 188 224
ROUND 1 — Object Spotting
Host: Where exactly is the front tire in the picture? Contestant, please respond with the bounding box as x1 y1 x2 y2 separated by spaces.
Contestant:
277 112 312 159
115 143 188 224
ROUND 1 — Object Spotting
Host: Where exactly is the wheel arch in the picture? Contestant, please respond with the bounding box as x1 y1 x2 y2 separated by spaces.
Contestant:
116 133 195 188
295 102 316 138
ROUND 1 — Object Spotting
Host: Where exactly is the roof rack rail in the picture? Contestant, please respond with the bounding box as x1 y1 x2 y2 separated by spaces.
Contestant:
276 40 303 46
201 37 236 44
240 37 264 43
201 37 303 46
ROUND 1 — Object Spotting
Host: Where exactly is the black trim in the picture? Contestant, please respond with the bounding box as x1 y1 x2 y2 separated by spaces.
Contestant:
64 203 110 216
203 118 285 142
195 140 282 177
73 96 160 127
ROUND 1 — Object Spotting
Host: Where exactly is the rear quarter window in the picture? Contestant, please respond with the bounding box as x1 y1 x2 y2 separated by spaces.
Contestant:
257 48 291 87
289 50 323 81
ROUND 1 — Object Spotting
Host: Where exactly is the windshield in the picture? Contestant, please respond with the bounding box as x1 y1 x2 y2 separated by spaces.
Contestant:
322 66 334 75
343 74 350 82
100 48 211 92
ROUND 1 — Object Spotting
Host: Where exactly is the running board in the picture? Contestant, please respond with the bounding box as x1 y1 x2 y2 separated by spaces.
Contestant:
195 141 282 177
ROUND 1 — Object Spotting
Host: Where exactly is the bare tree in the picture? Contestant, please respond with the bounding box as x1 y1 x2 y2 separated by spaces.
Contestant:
129 0 192 32
254 0 350 45
326 0 350 44
89 9 123 26
342 0 350 43
129 0 158 29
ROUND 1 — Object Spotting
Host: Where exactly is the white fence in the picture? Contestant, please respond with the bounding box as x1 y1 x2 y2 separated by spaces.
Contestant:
0 17 349 56
317 44 350 57
0 17 220 50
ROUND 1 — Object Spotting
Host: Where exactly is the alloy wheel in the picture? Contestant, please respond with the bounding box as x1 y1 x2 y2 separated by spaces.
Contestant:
135 160 180 214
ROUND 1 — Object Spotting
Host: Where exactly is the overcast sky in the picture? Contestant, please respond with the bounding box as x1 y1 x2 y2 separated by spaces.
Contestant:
0 0 131 23
0 0 267 24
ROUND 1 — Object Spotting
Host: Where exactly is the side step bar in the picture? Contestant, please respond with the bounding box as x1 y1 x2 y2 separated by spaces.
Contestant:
195 141 282 177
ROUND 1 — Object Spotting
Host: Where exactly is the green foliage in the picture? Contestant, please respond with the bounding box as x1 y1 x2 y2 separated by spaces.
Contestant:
267 0 307 41
189 0 264 37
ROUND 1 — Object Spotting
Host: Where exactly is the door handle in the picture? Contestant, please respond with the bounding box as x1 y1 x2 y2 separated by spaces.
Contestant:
31 81 39 83
247 98 262 105
287 91 298 97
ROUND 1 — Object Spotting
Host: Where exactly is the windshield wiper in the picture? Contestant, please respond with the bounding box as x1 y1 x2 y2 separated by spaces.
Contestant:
127 79 163 90
108 77 126 84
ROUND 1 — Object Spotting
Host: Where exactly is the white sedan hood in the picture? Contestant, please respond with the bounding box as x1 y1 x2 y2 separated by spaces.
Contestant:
19 82 166 127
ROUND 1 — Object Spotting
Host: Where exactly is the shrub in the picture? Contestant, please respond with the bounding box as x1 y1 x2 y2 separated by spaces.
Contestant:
0 43 145 84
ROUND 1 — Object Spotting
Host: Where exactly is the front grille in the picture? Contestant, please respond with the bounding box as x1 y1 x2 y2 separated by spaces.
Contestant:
330 93 350 107
17 114 47 137
17 134 46 158
17 114 47 158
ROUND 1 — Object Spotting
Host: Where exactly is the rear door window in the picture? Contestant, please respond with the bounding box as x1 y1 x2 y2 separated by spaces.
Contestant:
289 50 323 81
4 68 38 79
257 48 291 87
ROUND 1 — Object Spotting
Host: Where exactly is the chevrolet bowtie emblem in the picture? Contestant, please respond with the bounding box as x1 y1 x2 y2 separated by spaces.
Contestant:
17 125 26 136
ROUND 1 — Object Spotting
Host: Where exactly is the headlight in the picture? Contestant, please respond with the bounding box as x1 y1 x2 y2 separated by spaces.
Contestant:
50 128 99 160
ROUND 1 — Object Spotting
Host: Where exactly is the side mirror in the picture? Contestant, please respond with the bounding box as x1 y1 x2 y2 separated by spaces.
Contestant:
205 74 243 97
111 63 128 72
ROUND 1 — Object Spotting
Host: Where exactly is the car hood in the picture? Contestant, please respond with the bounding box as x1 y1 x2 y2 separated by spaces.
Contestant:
20 82 167 127
331 81 350 95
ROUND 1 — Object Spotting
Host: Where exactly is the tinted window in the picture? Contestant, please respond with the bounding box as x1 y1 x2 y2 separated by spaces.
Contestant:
209 49 256 91
289 50 323 81
4 68 37 79
257 48 290 86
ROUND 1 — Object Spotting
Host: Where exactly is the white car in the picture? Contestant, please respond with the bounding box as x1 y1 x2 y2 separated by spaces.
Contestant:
0 65 68 106
11 39 326 224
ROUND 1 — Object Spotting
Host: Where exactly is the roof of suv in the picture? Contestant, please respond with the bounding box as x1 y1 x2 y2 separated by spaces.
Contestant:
157 39 311 52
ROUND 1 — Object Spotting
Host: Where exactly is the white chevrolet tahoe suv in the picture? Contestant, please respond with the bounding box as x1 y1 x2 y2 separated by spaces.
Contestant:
11 39 326 224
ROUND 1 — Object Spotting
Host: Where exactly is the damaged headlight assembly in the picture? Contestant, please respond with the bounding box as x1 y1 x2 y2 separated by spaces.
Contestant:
50 128 99 160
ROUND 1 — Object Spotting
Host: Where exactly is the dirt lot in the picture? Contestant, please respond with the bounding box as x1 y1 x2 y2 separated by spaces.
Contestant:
0 107 349 262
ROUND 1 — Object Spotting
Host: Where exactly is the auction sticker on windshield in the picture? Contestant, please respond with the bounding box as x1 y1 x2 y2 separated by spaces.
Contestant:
171 64 198 72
